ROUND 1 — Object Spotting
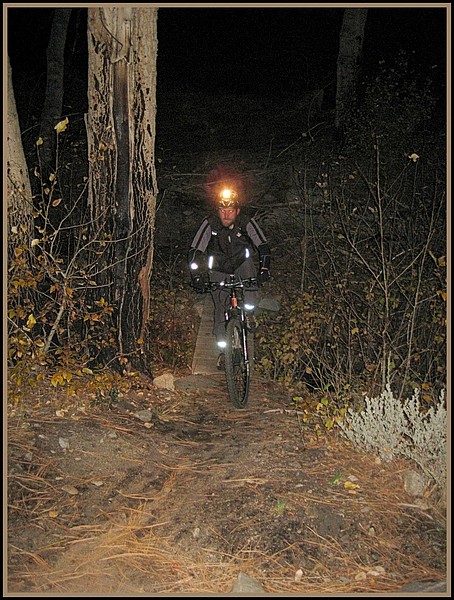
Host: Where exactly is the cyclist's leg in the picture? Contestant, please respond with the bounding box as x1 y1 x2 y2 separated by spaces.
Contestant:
235 259 258 307
209 270 230 348
211 290 229 343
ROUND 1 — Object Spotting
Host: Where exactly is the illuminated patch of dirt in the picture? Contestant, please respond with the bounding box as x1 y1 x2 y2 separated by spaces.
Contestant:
7 376 446 594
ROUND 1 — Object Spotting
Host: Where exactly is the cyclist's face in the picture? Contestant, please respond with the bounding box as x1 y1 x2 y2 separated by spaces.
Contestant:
219 207 240 227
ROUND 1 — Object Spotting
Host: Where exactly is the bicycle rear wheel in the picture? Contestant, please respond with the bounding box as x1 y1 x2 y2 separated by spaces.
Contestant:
224 317 251 408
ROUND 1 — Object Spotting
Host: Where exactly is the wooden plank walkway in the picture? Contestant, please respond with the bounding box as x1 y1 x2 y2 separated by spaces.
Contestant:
191 295 219 375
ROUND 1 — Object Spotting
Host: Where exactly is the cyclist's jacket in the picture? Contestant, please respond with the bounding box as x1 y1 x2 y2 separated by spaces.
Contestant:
188 212 270 274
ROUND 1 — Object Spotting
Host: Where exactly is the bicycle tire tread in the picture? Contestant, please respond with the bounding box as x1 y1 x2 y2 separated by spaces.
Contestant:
225 318 250 408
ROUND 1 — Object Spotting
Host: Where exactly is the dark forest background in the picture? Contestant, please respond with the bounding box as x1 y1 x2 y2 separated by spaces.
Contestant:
7 6 447 408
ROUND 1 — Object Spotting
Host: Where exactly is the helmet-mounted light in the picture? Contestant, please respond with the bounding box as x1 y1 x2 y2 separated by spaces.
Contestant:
217 188 239 208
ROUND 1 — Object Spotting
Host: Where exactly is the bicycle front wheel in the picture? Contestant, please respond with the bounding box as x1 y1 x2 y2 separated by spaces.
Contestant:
224 317 251 408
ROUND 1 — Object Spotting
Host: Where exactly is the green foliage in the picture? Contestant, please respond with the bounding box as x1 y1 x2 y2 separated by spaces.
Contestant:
256 290 327 387
256 288 369 405
291 393 349 434
330 471 342 486
274 498 287 517
94 383 120 409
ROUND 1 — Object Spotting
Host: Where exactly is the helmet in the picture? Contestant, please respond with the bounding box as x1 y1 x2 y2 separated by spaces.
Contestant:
217 188 239 208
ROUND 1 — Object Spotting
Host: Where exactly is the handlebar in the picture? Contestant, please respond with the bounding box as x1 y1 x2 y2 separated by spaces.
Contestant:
202 276 260 292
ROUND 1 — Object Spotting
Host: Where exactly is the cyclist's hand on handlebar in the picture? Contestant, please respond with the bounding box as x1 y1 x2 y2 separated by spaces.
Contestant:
191 273 209 293
259 268 270 284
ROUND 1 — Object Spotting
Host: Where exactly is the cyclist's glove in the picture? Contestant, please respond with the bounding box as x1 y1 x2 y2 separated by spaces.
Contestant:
259 268 270 284
191 272 209 293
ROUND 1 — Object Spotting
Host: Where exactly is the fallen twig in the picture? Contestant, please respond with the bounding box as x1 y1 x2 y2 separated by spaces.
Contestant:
264 408 306 415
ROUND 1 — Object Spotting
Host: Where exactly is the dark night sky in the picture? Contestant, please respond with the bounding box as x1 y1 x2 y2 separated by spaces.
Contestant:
7 5 447 109
155 6 446 98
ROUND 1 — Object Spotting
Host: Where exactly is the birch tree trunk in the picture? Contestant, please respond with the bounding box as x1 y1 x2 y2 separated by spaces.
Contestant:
86 7 158 374
7 56 33 253
335 8 368 134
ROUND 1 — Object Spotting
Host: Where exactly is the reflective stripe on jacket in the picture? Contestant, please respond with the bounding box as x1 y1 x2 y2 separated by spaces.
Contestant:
189 213 269 273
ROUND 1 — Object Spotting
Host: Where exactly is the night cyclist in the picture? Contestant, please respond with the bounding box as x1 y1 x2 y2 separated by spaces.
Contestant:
188 187 271 369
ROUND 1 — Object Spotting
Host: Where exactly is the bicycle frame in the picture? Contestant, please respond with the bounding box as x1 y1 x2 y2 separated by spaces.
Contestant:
224 277 250 352
205 275 259 408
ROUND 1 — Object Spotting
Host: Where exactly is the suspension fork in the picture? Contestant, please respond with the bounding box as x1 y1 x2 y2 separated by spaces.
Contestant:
227 286 249 364
234 289 250 364
241 313 250 363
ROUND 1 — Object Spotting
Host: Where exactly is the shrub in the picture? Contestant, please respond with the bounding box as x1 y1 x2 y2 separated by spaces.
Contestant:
273 49 446 399
146 264 199 371
338 384 447 492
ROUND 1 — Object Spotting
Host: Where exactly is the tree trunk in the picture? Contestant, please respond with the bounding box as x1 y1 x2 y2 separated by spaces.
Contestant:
86 7 158 375
335 8 368 134
7 56 33 253
38 8 72 178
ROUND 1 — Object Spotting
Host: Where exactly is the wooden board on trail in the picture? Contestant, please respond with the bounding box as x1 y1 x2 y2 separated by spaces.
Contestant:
191 295 219 375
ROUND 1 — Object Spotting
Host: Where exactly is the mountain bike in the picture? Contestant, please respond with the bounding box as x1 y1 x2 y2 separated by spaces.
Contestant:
205 275 259 409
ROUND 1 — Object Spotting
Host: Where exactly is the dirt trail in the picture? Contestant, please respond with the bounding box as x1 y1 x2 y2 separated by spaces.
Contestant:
7 374 447 595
